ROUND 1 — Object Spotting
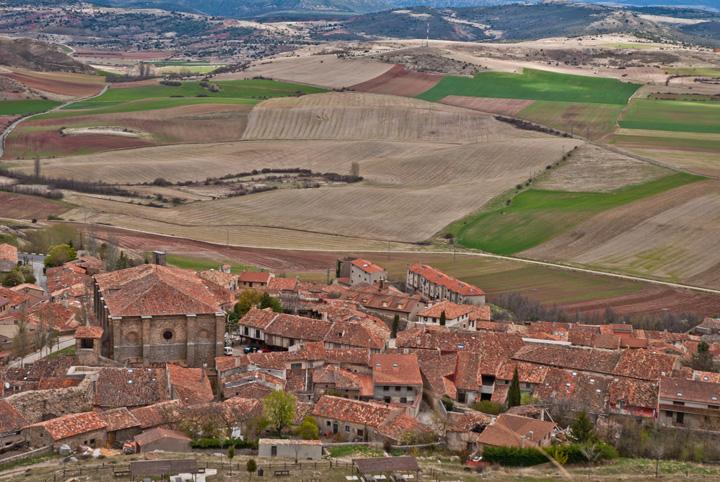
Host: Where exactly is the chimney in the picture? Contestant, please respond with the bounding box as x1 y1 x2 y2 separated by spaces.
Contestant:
152 251 167 266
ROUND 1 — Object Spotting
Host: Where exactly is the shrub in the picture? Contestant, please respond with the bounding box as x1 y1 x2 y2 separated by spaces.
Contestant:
482 446 547 467
190 438 257 449
471 400 505 415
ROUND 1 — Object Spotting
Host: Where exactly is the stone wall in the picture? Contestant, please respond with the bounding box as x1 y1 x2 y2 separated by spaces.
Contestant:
6 379 94 423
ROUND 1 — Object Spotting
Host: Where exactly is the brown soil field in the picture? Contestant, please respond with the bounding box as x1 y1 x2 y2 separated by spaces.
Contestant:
350 65 442 97
79 224 720 317
73 50 172 61
4 129 155 160
524 180 720 288
224 54 394 89
58 135 577 247
109 78 161 89
440 96 535 116
5 103 252 159
242 92 515 143
2 70 104 98
534 144 671 192
0 191 68 220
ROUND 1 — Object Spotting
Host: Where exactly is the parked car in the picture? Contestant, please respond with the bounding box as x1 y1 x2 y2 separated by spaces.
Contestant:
223 346 233 356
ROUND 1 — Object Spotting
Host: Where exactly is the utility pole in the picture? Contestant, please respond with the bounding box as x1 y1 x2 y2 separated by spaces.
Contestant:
426 22 430 48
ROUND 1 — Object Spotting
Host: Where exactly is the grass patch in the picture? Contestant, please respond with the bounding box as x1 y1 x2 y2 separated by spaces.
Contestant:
165 254 255 273
0 100 60 115
327 445 384 458
620 99 720 134
449 173 702 255
667 67 720 78
47 345 76 358
63 79 325 112
418 68 640 105
0 453 58 472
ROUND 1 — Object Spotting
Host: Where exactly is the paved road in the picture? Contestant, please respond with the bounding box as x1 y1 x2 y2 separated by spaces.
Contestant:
18 252 46 290
9 335 74 368
0 83 108 158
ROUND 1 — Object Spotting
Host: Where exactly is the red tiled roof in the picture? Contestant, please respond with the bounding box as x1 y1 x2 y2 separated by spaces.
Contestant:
371 353 422 386
167 364 214 405
613 349 676 381
267 277 298 292
495 361 549 384
0 286 27 308
97 407 141 432
134 427 190 447
265 313 332 342
27 302 79 332
397 327 523 354
129 400 182 429
25 411 106 441
94 367 169 408
408 263 484 296
238 271 272 284
607 377 658 411
0 400 27 433
418 301 473 320
313 365 374 397
312 395 393 428
351 258 385 274
75 325 103 339
476 414 555 448
659 376 720 405
94 264 228 317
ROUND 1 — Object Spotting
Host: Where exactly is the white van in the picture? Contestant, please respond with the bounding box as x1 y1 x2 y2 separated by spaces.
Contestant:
223 346 233 356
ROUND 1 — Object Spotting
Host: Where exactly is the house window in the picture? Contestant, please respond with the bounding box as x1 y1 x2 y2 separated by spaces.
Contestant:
673 401 685 406
357 429 364 436
244 327 249 335
80 338 93 349
677 412 685 424
383 386 389 391
710 405 720 410
345 425 350 432
163 330 173 340
326 421 331 427
255 329 261 338
395 386 401 392
400 397 407 404
384 397 391 403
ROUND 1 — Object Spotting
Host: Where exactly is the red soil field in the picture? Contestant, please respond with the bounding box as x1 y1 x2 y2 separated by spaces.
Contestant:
559 287 720 318
440 96 535 116
0 115 19 133
73 50 172 61
0 192 67 220
4 130 155 159
351 65 442 97
3 71 104 98
110 79 161 89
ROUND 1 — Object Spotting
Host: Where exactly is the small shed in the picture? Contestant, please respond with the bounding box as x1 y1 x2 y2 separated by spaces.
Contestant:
130 459 197 479
258 438 323 460
353 456 420 480
133 427 191 453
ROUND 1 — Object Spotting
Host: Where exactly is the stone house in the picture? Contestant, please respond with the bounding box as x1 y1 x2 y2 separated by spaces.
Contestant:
97 407 142 446
349 259 387 286
0 244 18 273
134 427 191 453
406 264 486 305
93 264 230 368
238 271 273 289
75 325 104 365
0 400 28 452
416 301 474 330
23 411 107 450
658 376 720 430
371 354 423 414
476 414 557 449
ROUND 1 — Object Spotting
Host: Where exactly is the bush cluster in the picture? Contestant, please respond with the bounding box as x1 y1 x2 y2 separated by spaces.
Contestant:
190 438 257 450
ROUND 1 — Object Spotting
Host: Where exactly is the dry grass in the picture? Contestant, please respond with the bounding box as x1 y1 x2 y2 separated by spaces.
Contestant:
222 54 394 89
524 180 720 287
535 144 671 192
440 96 534 116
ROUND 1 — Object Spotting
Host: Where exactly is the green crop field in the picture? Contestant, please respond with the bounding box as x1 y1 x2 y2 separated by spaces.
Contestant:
667 67 720 78
517 101 624 139
0 100 60 115
59 79 325 114
619 99 720 134
448 173 702 255
418 69 641 104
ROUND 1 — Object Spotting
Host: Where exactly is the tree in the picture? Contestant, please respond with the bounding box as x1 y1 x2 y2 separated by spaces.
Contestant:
12 319 31 360
294 416 319 440
259 292 282 313
44 243 77 267
439 310 446 326
263 390 296 435
1 269 24 287
246 459 257 480
227 445 235 462
234 289 264 317
391 314 400 338
570 411 596 444
508 367 521 408
690 340 715 371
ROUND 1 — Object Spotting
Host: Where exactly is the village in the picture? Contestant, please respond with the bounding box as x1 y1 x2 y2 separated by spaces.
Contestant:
0 239 720 480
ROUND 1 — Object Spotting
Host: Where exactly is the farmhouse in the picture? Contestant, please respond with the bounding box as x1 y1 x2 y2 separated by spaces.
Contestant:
0 244 17 272
476 414 557 449
658 376 720 430
406 264 485 305
416 301 474 329
238 271 274 289
23 411 107 449
371 353 423 413
349 258 387 286
93 264 229 368
258 438 323 460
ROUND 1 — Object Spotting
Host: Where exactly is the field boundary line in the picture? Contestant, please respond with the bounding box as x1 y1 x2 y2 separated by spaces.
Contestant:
77 223 720 296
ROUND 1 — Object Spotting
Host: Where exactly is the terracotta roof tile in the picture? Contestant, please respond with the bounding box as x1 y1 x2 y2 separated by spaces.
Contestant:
607 377 658 411
95 264 228 317
97 407 141 432
238 272 272 284
371 353 422 386
167 364 214 405
134 427 190 447
351 259 385 274
267 277 298 292
0 400 27 433
0 244 18 263
25 411 106 441
495 361 549 384
476 414 555 448
418 301 474 320
659 376 720 405
94 367 169 408
75 325 103 339
408 263 484 296
129 400 183 429
397 327 523 354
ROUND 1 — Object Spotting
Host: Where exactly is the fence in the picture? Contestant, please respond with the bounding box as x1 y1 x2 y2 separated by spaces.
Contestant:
0 445 52 466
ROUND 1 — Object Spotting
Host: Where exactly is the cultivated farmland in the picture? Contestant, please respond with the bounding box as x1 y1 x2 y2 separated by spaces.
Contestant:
350 65 442 97
449 173 701 255
418 69 641 104
0 99 59 115
1 69 105 99
619 99 720 134
516 101 624 140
